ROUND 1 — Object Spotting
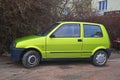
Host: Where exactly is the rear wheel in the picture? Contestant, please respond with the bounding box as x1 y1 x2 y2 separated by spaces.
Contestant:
92 50 108 66
22 50 41 68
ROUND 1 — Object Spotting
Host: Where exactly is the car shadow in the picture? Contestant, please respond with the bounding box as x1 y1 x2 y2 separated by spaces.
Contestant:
40 59 91 66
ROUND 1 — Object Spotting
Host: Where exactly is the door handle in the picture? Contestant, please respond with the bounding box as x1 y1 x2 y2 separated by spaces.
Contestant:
78 39 82 42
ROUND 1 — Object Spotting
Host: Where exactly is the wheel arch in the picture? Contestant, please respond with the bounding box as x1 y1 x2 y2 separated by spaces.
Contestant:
20 48 42 61
91 48 110 58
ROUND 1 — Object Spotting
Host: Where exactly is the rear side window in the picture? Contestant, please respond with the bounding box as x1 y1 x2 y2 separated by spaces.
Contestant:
84 24 103 38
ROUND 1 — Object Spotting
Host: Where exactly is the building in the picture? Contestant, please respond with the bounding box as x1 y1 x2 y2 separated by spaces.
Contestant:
92 0 120 15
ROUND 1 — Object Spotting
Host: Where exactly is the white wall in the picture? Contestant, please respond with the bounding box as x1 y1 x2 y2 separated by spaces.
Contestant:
107 0 120 11
92 0 99 11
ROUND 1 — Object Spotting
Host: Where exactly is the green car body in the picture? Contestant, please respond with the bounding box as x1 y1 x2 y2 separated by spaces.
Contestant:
10 22 111 68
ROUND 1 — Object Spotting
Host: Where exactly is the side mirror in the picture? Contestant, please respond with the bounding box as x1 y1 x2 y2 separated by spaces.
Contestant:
50 34 55 38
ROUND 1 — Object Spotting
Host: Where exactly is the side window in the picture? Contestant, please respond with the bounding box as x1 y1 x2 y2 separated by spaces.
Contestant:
52 24 80 38
84 24 103 38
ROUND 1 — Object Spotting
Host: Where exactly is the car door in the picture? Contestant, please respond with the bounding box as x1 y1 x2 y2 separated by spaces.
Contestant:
46 23 83 58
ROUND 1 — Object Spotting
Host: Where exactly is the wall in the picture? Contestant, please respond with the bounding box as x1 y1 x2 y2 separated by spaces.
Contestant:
107 0 120 11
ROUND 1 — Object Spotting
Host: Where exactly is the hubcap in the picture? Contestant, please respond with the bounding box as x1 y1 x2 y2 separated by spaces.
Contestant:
28 55 37 65
96 53 107 65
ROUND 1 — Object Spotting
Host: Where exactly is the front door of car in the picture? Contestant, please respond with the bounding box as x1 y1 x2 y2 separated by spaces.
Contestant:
46 23 83 58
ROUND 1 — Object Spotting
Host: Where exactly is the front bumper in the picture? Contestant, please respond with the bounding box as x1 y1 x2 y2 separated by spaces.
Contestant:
10 46 25 61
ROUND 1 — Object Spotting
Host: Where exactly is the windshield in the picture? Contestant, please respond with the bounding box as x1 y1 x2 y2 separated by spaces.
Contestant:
37 23 59 36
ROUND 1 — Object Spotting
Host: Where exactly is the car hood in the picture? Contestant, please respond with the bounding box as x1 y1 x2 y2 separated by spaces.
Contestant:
14 35 42 43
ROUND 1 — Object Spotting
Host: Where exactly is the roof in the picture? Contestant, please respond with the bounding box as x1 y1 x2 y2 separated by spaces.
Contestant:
57 21 101 25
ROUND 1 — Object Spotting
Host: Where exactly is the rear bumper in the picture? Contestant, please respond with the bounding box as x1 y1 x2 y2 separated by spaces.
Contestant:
106 48 112 58
10 46 25 61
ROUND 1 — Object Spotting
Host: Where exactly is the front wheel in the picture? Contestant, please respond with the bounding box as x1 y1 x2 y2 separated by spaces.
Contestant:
22 50 41 68
92 50 108 66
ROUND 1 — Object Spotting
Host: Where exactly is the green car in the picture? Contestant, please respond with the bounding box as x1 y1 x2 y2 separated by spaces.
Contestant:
10 22 111 68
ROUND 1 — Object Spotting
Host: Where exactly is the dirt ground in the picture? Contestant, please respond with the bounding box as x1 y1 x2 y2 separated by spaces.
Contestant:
0 51 120 80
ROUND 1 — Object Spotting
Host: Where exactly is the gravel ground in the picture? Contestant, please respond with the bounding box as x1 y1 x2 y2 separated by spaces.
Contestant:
0 51 120 80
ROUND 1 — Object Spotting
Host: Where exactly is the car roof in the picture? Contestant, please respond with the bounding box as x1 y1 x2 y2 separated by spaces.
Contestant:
57 21 101 25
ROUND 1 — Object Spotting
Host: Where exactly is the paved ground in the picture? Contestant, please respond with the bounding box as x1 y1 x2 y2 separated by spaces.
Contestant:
0 51 120 80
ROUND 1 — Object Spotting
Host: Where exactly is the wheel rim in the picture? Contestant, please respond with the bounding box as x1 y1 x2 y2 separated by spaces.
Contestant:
28 55 37 65
96 52 107 65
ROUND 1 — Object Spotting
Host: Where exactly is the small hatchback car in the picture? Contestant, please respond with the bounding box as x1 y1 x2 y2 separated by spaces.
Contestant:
10 22 111 68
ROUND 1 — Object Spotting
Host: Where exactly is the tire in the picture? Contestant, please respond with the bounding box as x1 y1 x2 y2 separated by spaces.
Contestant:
22 50 41 68
92 50 108 66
